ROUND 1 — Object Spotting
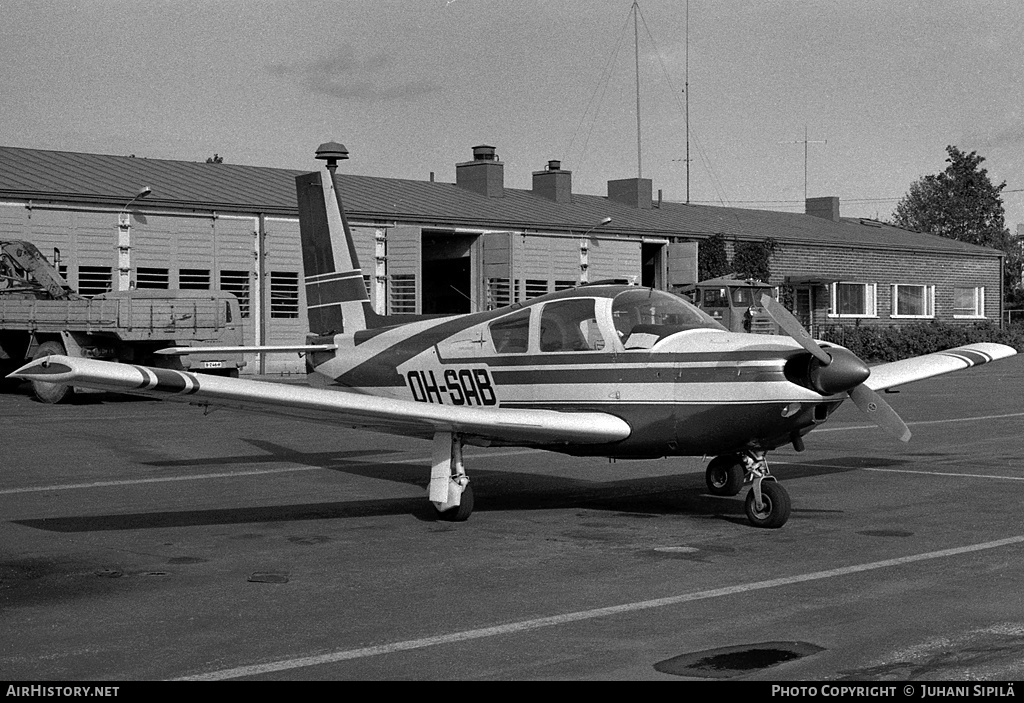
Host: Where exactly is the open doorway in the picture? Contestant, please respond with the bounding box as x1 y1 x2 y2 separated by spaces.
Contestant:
641 241 665 289
422 232 475 314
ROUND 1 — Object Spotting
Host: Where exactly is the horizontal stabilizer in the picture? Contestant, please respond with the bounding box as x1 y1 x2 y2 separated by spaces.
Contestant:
156 344 338 356
8 355 632 447
865 343 1016 391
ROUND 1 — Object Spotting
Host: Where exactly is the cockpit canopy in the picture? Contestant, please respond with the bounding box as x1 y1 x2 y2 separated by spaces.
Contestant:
485 288 725 355
612 288 726 348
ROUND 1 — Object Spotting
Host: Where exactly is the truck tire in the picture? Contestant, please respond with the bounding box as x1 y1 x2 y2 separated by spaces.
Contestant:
31 340 73 404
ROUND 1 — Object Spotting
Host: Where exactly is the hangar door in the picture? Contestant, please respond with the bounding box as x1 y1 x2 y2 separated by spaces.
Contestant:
584 237 642 284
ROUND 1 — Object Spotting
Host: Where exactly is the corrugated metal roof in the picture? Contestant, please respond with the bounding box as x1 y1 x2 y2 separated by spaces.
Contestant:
0 145 998 257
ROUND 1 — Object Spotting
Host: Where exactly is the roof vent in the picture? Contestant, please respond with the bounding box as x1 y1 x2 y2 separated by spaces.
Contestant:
472 145 498 161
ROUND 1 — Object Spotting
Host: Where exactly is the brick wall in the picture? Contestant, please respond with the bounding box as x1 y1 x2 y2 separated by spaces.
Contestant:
768 242 1002 327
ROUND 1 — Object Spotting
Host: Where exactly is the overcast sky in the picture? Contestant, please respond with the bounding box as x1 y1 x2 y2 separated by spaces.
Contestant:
2 0 1021 227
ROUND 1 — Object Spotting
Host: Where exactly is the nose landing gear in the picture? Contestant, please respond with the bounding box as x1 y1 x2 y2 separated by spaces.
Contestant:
705 450 791 528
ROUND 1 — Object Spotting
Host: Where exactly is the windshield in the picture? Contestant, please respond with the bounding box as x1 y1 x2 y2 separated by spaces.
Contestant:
612 288 725 348
731 287 771 306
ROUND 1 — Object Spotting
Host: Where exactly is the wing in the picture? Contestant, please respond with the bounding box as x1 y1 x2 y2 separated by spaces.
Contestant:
155 344 338 355
865 342 1016 391
8 355 631 447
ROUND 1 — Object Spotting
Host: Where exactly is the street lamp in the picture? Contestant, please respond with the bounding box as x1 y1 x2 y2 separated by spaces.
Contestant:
120 186 152 215
579 217 612 284
118 186 152 291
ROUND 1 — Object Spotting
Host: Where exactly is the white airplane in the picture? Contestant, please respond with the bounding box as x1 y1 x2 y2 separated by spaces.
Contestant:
9 143 1016 528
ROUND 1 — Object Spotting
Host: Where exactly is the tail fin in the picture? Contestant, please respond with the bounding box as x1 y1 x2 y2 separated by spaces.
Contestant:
295 165 378 334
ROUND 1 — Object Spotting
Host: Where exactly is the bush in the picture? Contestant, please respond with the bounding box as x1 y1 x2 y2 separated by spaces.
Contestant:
819 321 1024 362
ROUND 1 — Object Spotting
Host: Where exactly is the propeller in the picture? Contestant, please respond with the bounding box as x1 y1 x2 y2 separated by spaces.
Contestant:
760 295 911 442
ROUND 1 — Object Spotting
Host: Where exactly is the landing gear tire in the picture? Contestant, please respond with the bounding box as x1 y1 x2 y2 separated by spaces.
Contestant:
705 455 744 496
744 480 791 529
31 341 73 404
434 482 474 522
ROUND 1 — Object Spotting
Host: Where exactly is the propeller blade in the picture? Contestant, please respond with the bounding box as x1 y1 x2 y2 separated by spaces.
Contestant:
849 384 911 443
759 294 832 366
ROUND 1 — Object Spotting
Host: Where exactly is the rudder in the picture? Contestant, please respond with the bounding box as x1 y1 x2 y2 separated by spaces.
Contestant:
295 167 370 334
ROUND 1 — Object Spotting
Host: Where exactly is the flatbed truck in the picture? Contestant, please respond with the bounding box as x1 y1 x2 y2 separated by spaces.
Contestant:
0 240 245 402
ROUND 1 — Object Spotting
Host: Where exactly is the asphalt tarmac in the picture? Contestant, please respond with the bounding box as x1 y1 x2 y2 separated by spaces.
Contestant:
2 355 1023 682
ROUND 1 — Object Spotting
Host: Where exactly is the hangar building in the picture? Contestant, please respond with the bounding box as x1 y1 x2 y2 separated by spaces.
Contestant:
0 144 1004 374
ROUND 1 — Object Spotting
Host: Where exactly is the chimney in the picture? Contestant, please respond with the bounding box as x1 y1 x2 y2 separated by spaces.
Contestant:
456 145 504 197
532 160 572 203
607 177 653 209
806 196 840 221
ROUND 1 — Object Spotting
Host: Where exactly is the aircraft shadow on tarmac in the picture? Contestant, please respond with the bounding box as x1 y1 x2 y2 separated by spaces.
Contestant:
12 440 910 533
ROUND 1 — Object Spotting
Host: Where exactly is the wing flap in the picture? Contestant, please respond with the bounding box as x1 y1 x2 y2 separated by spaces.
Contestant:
865 342 1016 391
8 356 631 446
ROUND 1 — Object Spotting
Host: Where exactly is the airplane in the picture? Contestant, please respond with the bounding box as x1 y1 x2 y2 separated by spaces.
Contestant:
8 142 1017 529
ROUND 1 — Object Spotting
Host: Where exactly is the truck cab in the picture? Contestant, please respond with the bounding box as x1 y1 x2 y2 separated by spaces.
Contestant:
687 275 779 334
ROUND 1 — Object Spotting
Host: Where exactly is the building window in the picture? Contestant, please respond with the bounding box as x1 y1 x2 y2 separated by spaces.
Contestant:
486 278 512 310
891 284 935 318
136 267 170 289
829 282 877 317
179 268 211 290
78 266 112 297
219 270 250 318
524 279 549 300
953 286 985 318
270 271 299 318
389 274 417 314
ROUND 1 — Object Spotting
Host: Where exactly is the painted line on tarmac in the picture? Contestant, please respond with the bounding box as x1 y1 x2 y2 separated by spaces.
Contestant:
862 467 1024 481
0 448 542 495
775 460 1024 483
818 410 1024 434
174 534 1024 681
0 466 323 495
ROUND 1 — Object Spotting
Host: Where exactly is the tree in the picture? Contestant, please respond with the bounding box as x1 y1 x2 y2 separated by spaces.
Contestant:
892 146 1007 247
892 145 1019 295
698 234 730 281
732 237 778 282
206 154 224 164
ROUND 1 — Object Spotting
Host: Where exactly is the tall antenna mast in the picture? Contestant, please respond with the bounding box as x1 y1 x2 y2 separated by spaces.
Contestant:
633 1 642 178
782 125 827 200
685 0 690 204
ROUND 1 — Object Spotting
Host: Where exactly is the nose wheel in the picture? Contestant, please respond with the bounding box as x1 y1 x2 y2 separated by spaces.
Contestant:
745 478 790 528
707 451 792 528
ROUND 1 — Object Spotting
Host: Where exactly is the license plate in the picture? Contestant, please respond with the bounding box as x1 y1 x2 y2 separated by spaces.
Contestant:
201 360 225 369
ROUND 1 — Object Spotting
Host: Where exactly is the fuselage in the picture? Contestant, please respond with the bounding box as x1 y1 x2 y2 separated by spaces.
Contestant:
308 285 844 457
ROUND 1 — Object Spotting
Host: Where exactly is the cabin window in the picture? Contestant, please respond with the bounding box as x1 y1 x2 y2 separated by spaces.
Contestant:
702 288 729 308
732 287 770 306
953 286 985 318
489 308 531 353
540 299 605 352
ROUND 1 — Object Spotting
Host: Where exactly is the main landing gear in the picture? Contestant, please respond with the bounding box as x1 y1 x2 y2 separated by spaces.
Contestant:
429 432 474 521
705 450 791 529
